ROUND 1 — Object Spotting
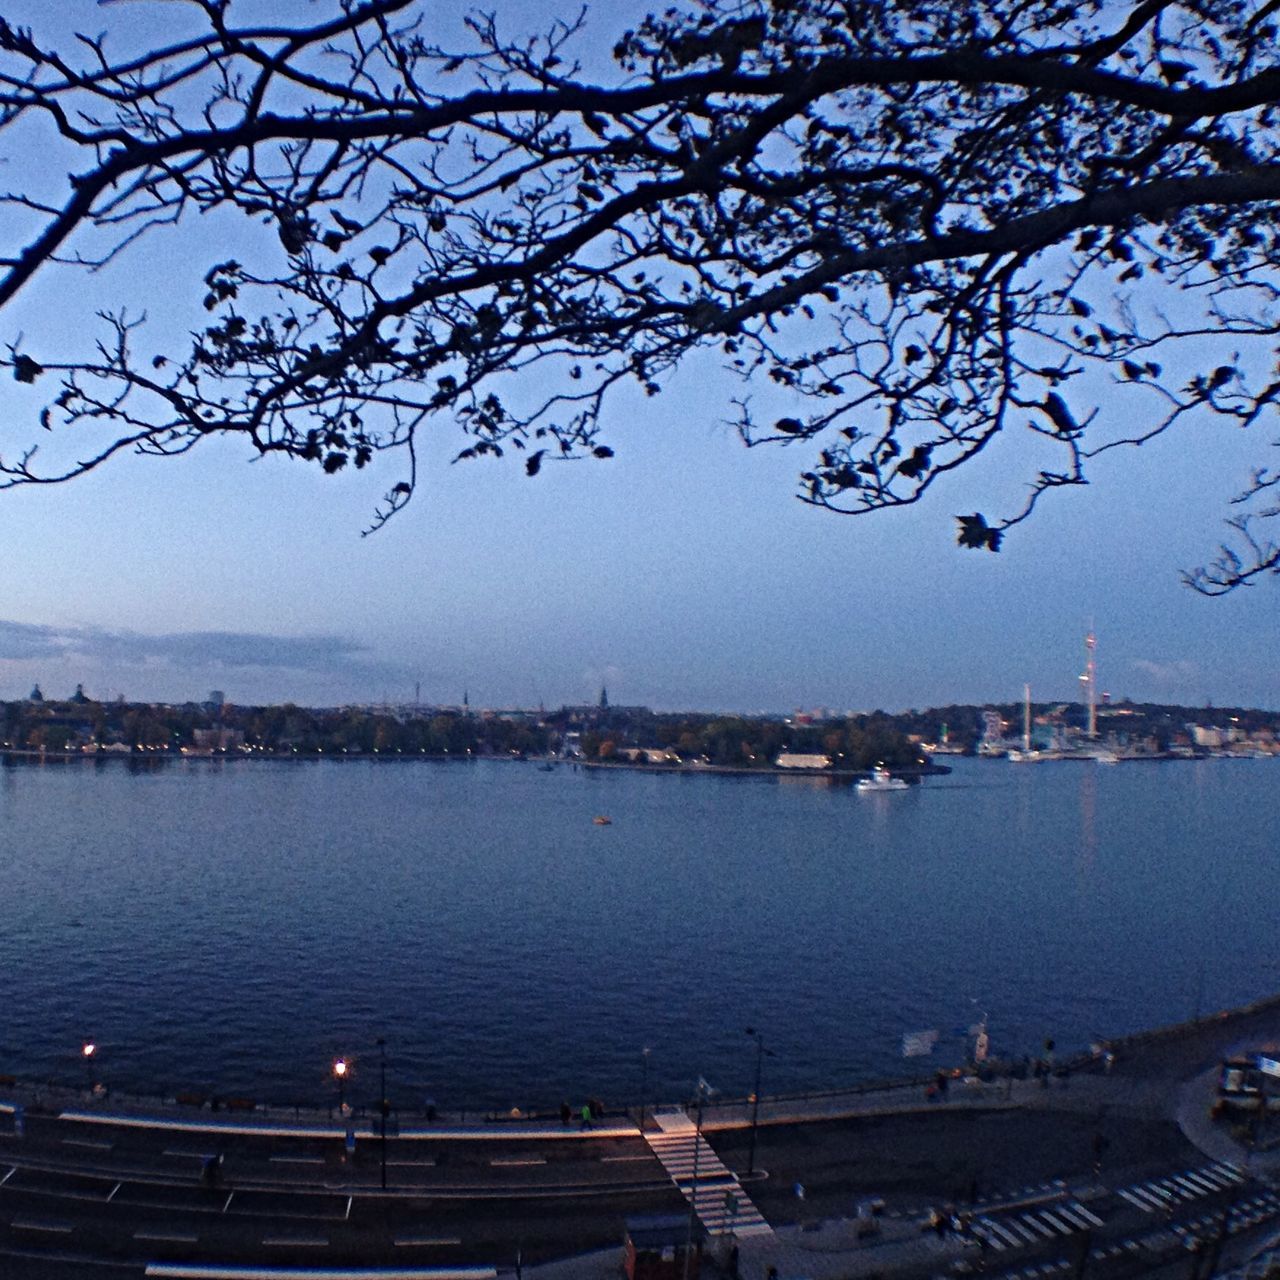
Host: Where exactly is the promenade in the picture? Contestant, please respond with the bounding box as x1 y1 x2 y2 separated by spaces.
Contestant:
3 994 1280 1280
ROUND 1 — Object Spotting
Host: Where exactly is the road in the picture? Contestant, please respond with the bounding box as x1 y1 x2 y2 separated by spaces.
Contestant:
2 997 1280 1278
0 1110 683 1273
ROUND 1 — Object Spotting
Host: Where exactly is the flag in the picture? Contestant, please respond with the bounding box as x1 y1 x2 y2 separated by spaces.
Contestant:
902 1029 939 1058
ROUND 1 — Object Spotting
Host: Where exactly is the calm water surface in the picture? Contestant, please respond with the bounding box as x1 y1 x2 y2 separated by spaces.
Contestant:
0 755 1273 1109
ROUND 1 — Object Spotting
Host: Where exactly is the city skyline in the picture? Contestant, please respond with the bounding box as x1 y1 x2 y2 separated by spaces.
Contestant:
0 607 1271 717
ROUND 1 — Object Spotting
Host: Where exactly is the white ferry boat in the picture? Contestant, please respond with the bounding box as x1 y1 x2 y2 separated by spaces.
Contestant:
856 765 909 793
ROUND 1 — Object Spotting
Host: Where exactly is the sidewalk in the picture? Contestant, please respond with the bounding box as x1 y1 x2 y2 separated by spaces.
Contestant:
525 1212 979 1280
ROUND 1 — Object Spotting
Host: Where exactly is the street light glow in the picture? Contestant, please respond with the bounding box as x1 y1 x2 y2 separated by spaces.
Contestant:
82 1042 96 1058
333 1057 348 1078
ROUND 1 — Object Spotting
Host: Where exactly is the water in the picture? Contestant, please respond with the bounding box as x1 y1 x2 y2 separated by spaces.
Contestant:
0 754 1273 1110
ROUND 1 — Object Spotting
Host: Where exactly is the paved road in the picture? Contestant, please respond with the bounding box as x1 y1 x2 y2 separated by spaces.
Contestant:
3 996 1280 1278
0 1109 682 1272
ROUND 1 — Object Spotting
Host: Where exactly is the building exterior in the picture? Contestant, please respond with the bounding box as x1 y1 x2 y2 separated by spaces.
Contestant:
775 752 832 770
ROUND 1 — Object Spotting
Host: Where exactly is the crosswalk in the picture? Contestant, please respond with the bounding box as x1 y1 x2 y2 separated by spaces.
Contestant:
972 1200 1104 1252
1116 1161 1244 1213
982 1187 1280 1280
645 1112 773 1239
1173 1188 1280 1246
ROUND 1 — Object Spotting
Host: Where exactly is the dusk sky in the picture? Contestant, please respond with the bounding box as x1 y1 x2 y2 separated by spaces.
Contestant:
0 0 1276 714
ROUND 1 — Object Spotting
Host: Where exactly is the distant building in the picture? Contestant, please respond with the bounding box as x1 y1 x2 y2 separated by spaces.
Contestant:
775 752 831 770
28 684 43 703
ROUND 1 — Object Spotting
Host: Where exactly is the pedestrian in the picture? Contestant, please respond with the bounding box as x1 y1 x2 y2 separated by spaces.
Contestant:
580 1102 592 1129
560 1101 571 1127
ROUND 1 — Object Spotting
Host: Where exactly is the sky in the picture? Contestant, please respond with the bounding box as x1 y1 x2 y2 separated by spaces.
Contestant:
0 0 1276 715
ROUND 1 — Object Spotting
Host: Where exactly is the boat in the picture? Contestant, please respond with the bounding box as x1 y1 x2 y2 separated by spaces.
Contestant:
855 765 909 793
592 815 613 825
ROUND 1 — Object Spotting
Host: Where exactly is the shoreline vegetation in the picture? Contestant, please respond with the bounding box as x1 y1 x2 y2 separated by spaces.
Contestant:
4 689 1278 772
0 745 952 780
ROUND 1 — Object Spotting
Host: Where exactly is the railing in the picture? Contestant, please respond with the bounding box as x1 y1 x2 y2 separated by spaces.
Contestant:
7 988 1280 1128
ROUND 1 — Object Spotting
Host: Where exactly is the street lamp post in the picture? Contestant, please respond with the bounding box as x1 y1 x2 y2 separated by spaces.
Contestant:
639 1047 651 1133
81 1041 96 1094
744 1027 769 1177
377 1038 389 1190
333 1057 348 1115
683 1078 708 1280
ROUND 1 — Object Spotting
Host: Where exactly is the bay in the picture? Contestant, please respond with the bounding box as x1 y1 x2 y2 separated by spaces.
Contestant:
0 754 1273 1111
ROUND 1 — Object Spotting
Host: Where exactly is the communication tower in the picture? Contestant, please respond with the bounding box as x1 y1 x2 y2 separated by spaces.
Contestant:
1079 630 1098 740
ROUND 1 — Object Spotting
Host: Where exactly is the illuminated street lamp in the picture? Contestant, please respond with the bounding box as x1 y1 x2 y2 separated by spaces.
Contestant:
81 1041 96 1092
333 1056 349 1114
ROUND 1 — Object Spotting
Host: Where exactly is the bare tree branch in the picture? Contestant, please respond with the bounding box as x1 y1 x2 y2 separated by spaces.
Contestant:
0 0 1278 588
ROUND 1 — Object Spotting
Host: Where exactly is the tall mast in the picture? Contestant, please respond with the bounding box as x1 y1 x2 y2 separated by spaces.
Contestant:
1083 629 1098 740
1023 683 1032 752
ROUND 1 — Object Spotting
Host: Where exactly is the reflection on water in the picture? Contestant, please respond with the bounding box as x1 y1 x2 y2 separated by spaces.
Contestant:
0 754 1275 1108
1078 765 1097 875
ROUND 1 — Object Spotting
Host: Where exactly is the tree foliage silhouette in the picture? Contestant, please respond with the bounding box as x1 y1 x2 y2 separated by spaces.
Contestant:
2 0 1279 589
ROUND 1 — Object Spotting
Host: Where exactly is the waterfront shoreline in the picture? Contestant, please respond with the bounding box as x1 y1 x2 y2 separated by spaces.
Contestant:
0 745 952 780
2 985 1278 1133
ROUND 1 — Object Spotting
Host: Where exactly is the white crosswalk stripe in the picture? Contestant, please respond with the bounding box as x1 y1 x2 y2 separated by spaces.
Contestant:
984 1220 1024 1248
1178 1172 1221 1194
646 1113 773 1240
1117 1163 1245 1214
1021 1215 1057 1239
1065 1203 1104 1228
1120 1186 1167 1211
1035 1210 1073 1233
973 1200 1098 1252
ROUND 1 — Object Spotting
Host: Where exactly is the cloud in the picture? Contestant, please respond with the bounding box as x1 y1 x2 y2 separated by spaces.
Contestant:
0 620 66 661
1130 658 1200 685
0 619 405 682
